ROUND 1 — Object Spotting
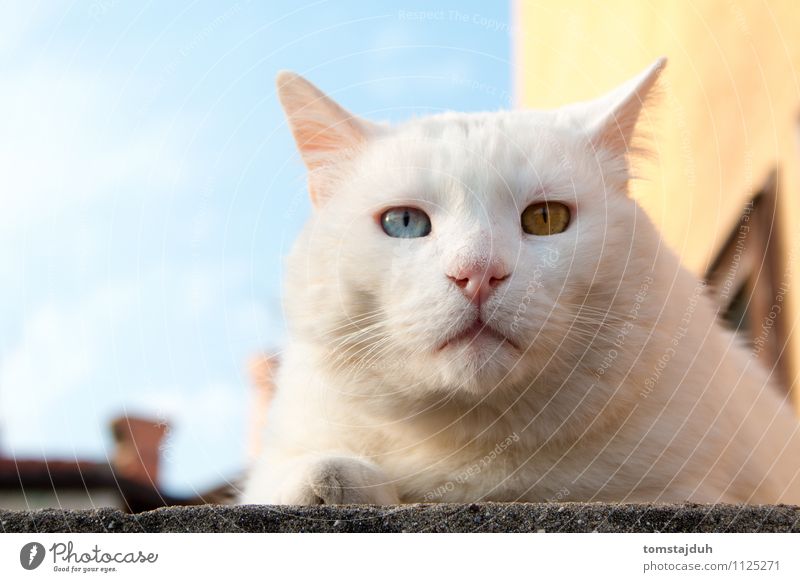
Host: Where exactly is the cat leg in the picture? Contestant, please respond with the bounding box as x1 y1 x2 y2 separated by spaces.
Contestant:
245 455 400 505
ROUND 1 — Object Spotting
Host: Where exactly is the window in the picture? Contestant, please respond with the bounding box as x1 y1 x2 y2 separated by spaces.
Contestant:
705 170 790 392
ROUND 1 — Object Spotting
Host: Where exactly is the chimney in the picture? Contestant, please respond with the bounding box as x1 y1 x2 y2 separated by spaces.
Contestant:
248 352 279 461
110 416 168 486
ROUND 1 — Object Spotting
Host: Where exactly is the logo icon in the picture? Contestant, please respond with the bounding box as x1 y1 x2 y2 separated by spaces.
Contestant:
20 542 46 570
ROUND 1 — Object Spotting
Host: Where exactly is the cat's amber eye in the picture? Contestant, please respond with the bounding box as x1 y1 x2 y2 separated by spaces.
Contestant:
521 202 570 236
381 207 431 238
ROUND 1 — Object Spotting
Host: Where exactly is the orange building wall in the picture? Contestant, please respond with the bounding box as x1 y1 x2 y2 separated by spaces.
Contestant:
515 0 800 408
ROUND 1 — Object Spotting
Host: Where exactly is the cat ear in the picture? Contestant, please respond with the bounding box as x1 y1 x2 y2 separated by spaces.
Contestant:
583 57 666 158
276 71 377 205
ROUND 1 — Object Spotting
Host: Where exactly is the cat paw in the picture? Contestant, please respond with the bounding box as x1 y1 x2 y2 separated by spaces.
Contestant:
277 457 399 505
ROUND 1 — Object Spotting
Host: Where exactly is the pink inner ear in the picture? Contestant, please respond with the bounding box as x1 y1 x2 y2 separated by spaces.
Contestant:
594 109 640 155
276 73 370 205
590 58 665 157
293 117 365 168
293 116 367 206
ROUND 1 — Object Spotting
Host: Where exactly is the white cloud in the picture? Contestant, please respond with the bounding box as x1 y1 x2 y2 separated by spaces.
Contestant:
0 260 253 487
0 283 136 452
0 6 202 455
0 4 266 491
0 65 188 235
125 381 244 441
0 3 63 57
361 23 477 103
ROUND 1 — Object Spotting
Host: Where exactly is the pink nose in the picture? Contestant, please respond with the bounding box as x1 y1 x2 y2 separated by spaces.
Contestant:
447 260 510 306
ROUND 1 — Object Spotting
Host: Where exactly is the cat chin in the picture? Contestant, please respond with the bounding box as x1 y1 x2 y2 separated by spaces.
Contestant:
431 344 527 395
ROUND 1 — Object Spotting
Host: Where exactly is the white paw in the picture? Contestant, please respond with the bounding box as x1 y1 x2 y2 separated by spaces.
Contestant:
277 457 399 505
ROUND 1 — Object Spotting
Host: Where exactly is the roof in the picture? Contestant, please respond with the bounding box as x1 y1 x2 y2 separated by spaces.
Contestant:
0 457 190 513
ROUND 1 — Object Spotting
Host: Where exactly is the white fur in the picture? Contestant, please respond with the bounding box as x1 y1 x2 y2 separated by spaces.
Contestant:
242 62 800 505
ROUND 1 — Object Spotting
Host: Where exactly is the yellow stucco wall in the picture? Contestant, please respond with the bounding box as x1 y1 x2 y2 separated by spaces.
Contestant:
515 0 800 407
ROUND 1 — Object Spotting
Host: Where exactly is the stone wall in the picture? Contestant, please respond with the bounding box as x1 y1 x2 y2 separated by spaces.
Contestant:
2 503 799 533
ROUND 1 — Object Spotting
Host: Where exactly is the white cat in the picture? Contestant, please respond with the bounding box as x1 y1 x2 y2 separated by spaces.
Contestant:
242 59 800 505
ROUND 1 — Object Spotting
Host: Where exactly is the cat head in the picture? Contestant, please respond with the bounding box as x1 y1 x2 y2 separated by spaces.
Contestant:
278 60 666 398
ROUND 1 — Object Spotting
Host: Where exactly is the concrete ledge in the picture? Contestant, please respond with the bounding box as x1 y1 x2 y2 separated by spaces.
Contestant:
2 503 800 533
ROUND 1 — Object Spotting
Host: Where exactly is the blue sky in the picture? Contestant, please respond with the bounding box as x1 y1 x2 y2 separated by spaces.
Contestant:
0 0 511 495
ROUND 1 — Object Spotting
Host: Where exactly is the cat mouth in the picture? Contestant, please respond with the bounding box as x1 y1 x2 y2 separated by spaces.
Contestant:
437 319 518 352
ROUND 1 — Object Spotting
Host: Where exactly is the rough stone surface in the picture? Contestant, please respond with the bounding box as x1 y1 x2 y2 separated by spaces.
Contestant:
2 503 800 533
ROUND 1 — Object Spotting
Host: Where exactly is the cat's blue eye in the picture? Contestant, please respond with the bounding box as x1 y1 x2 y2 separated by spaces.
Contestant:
380 207 431 238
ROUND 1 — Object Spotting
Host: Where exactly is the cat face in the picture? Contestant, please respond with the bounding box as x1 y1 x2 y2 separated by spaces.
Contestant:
278 61 665 397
